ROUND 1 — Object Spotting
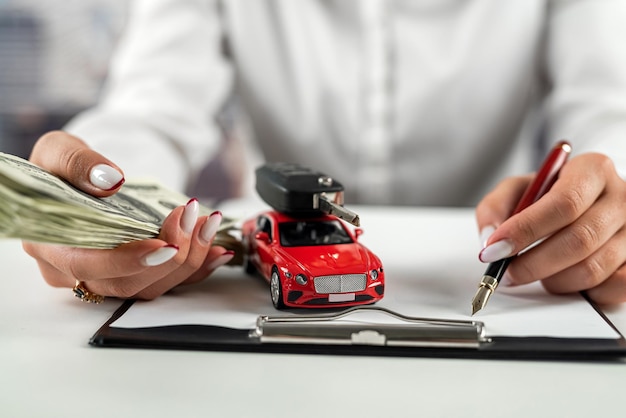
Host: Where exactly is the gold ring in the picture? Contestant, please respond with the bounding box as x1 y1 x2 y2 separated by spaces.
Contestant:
72 280 105 304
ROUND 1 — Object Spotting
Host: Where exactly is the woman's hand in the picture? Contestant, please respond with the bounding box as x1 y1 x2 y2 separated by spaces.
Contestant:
475 152 626 305
22 131 234 300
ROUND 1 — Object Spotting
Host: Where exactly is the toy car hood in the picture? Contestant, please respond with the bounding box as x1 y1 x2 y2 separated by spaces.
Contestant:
280 244 376 275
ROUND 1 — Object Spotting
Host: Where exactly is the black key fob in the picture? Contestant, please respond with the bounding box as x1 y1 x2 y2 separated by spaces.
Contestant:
255 162 359 226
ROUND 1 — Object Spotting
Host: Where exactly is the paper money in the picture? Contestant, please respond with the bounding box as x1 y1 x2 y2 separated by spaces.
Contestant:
0 152 242 260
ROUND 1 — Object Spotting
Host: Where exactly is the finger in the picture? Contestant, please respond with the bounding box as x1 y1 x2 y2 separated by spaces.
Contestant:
71 239 182 298
88 202 198 299
479 156 607 261
22 206 184 299
23 249 68 287
585 265 626 305
131 200 201 299
183 246 235 285
538 228 626 294
23 239 178 283
29 131 125 197
25 244 169 300
506 190 624 285
134 211 225 299
180 212 228 286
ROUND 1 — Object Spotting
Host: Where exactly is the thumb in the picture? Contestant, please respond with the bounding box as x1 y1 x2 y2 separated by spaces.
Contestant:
30 130 125 197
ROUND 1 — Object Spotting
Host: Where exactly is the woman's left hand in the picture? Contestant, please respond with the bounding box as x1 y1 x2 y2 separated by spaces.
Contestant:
475 152 626 305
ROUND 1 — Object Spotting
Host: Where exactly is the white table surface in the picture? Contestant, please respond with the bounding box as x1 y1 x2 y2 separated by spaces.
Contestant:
2 205 625 418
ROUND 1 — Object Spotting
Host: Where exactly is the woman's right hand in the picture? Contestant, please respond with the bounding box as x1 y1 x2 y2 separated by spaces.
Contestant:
22 131 234 300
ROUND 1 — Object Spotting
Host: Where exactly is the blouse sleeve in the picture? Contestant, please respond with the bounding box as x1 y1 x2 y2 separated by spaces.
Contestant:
65 0 233 192
544 0 626 179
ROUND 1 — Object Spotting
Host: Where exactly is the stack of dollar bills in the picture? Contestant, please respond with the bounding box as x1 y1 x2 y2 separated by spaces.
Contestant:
0 152 241 259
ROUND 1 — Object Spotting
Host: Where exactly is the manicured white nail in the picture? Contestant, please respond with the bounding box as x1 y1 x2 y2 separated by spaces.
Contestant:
479 239 515 263
142 245 178 267
200 211 222 244
181 198 199 234
479 225 496 248
205 251 234 271
90 164 124 190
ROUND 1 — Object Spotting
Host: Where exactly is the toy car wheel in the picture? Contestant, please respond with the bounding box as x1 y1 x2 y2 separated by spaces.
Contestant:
270 268 285 309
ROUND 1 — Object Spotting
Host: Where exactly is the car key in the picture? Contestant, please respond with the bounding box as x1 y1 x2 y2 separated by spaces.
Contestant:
255 162 360 226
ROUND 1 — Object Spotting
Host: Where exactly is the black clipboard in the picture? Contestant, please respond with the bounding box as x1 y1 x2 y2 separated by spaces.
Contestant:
90 294 626 361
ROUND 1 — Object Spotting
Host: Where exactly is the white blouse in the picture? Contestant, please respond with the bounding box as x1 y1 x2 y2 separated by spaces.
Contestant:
66 0 626 205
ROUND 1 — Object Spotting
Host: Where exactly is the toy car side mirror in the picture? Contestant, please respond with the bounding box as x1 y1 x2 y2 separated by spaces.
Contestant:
354 228 364 240
255 231 270 243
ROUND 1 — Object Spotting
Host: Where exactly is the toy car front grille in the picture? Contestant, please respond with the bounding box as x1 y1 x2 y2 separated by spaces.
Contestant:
313 274 367 293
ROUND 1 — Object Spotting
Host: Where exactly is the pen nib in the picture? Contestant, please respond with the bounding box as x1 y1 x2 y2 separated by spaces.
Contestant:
471 286 491 315
470 275 498 316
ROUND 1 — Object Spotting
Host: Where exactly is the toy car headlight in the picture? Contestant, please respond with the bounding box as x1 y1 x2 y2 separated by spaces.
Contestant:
370 269 379 281
295 274 308 285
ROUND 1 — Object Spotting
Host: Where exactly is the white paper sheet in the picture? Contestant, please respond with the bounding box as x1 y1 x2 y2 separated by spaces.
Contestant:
110 206 620 340
111 267 619 339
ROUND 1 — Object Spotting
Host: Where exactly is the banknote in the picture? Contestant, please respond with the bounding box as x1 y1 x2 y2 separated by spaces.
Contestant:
0 152 241 259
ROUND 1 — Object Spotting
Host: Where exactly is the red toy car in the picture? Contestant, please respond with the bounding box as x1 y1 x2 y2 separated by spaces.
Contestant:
242 210 385 309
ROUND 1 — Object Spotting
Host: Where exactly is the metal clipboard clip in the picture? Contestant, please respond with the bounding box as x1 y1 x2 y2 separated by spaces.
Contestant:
251 306 490 349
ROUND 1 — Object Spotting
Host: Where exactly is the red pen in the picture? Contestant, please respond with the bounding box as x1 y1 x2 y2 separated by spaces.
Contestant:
471 140 572 315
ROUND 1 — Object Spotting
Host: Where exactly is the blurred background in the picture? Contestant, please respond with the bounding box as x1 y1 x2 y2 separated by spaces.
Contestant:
0 0 127 157
0 1 244 202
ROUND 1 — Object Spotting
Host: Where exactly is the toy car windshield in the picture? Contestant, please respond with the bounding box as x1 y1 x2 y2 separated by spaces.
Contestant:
279 220 353 247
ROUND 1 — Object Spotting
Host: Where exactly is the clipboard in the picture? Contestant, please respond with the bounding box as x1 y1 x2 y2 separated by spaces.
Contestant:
87 205 626 361
89 280 626 361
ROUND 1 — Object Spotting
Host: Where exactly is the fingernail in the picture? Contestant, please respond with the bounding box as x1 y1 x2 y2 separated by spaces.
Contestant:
200 211 222 244
142 245 178 267
206 250 234 271
90 164 124 190
479 239 515 263
479 225 496 248
181 198 199 234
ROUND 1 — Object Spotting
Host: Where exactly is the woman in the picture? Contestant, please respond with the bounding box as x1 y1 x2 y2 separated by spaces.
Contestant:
23 0 626 304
